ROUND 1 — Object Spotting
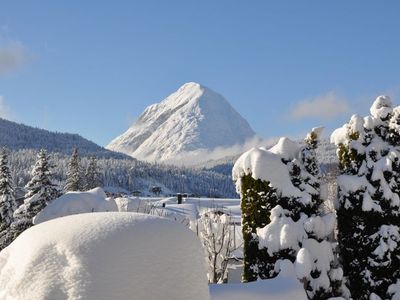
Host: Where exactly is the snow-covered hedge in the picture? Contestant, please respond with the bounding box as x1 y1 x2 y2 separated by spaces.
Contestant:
233 128 344 299
331 95 400 299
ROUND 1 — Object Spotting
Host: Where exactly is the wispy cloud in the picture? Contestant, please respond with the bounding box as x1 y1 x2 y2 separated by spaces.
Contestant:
162 136 279 166
0 96 13 120
0 41 30 75
288 92 349 120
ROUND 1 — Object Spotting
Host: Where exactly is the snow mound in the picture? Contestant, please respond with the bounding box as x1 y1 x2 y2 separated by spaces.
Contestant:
106 82 256 162
370 95 392 119
310 126 324 140
269 137 301 160
330 114 365 145
257 206 307 255
232 141 309 200
209 260 307 300
0 212 210 300
34 187 117 224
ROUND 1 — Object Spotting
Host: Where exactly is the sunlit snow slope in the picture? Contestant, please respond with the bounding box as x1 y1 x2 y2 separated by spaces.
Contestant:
107 82 256 162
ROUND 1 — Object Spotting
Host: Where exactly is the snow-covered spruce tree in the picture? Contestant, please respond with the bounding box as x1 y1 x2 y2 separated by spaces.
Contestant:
233 128 342 299
0 149 59 249
65 148 83 192
331 96 400 299
0 148 17 233
85 156 103 190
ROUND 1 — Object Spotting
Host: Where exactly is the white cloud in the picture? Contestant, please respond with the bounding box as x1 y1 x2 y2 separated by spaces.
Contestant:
0 41 29 75
289 92 349 120
164 136 279 166
0 96 12 120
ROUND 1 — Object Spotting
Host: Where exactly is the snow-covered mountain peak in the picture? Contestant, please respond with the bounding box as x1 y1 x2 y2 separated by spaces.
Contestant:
153 82 227 112
107 82 256 163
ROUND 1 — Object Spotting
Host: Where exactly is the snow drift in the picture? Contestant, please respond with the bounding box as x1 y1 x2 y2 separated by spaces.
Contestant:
33 187 117 224
0 212 210 300
209 260 307 300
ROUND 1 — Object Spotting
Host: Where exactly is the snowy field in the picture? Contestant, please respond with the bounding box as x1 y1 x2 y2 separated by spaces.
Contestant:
0 188 309 299
34 189 242 228
209 261 307 300
0 210 305 300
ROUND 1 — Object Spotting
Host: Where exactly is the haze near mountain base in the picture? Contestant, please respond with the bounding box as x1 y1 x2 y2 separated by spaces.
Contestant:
107 82 257 164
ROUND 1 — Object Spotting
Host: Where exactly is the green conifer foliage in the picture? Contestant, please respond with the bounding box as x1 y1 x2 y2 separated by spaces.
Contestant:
333 96 400 299
0 149 59 250
0 148 17 232
240 174 277 282
84 156 103 190
235 128 341 299
65 148 83 192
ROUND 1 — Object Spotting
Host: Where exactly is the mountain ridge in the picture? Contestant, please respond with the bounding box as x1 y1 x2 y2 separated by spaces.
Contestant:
0 118 127 158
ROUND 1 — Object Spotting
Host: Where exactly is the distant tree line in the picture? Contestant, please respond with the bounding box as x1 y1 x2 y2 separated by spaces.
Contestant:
7 149 237 199
0 148 105 250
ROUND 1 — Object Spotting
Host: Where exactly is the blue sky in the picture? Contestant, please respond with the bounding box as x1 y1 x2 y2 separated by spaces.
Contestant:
1 1 400 146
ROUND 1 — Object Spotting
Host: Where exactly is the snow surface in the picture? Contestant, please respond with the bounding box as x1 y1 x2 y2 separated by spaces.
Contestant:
370 95 393 120
257 206 307 255
370 225 400 260
33 188 117 224
0 212 210 300
333 111 400 211
106 82 256 162
209 260 307 300
232 139 313 203
388 279 400 299
269 137 300 160
330 114 365 145
114 196 153 212
295 248 312 279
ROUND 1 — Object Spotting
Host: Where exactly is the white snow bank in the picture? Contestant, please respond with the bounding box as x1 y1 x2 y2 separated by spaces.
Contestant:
0 212 210 300
34 187 117 224
209 260 307 300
